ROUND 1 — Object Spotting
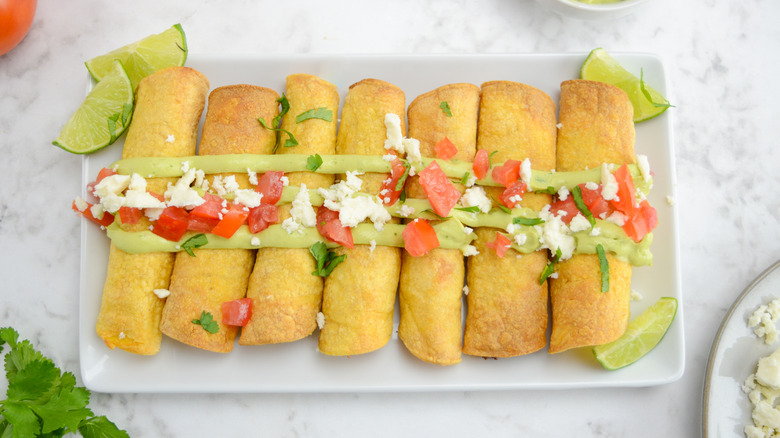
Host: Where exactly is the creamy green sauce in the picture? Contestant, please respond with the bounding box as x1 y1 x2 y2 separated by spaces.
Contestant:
104 153 654 266
111 153 652 195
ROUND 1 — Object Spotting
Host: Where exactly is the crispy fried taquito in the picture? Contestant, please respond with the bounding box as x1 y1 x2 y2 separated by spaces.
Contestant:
95 67 209 355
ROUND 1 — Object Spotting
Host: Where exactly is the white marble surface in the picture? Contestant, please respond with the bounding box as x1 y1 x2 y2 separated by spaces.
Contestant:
1 0 779 436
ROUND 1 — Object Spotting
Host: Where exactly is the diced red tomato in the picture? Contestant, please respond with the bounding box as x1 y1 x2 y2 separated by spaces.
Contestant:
578 183 614 219
187 215 219 232
549 196 580 225
623 199 658 242
72 200 114 227
485 232 512 258
610 164 638 217
211 203 249 239
221 298 253 326
118 206 143 225
247 203 279 234
315 206 354 249
255 171 285 205
418 161 460 217
190 193 224 221
379 158 407 206
491 159 521 188
402 218 440 257
472 149 490 180
152 207 190 241
498 180 527 208
434 137 458 160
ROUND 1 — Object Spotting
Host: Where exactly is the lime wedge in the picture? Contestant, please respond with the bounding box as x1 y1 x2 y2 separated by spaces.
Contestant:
85 24 187 90
580 48 672 122
593 297 678 370
53 60 134 154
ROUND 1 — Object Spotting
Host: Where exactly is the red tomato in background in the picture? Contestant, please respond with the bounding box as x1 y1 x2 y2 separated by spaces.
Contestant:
0 0 37 56
221 298 253 326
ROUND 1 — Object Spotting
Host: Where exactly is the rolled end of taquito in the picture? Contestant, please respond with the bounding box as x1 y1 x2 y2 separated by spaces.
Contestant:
159 84 278 353
95 66 209 355
240 74 339 345
548 79 636 354
463 81 556 358
398 83 480 365
318 78 405 356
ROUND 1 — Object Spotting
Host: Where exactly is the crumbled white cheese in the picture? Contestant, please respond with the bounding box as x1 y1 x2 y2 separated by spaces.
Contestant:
247 169 258 185
211 174 240 197
465 173 478 187
93 174 132 213
340 195 391 231
153 289 170 299
666 195 675 206
749 300 780 345
606 211 627 227
462 285 469 296
144 207 164 222
281 176 289 186
585 181 599 191
637 154 651 183
462 245 479 257
398 205 415 218
282 183 317 234
556 123 563 129
557 186 570 201
118 331 126 340
382 153 396 162
180 160 190 173
536 204 576 261
459 186 492 213
590 227 602 237
384 113 405 154
513 233 527 247
369 240 377 253
250 237 261 247
463 227 473 235
568 214 592 233
234 189 263 208
316 312 326 329
73 196 88 212
630 289 643 301
744 348 780 437
90 203 106 220
166 135 175 143
127 173 147 192
124 190 166 209
403 137 422 165
600 163 619 201
520 158 532 185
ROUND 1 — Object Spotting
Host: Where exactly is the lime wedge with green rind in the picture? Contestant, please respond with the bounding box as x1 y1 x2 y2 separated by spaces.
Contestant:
580 48 672 123
85 24 187 90
53 60 134 154
593 297 678 370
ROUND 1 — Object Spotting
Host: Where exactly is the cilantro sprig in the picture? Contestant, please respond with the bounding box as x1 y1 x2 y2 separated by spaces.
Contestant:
539 248 562 285
309 242 346 277
258 94 298 152
439 101 453 117
296 107 333 123
513 217 544 226
181 233 208 256
306 154 324 172
192 311 219 334
0 327 129 438
571 185 596 226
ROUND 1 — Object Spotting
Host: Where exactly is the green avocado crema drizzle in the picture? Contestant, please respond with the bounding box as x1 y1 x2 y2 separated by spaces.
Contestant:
102 153 655 266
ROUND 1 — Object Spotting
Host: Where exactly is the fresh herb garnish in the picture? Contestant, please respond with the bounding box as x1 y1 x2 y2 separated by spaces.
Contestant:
596 243 610 293
181 233 208 256
0 327 129 438
399 190 407 203
306 153 324 171
460 172 471 185
258 94 298 152
395 160 411 191
440 101 453 117
488 150 499 168
640 69 674 109
489 196 512 214
309 242 346 277
571 185 596 226
296 107 333 123
543 186 557 195
421 209 447 220
539 248 562 285
455 206 481 213
192 311 219 334
513 217 544 226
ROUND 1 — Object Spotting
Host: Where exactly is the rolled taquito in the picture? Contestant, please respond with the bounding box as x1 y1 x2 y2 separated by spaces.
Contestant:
398 83 480 365
240 74 339 345
95 67 209 355
548 79 635 354
463 81 557 358
318 78 405 356
159 84 279 353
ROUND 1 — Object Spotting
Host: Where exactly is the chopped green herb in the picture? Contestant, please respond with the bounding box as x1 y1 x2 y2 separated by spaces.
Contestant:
640 69 674 109
489 196 512 214
395 160 411 191
571 185 596 226
455 206 481 213
543 186 557 195
513 217 544 226
309 242 346 277
192 311 219 334
399 190 407 203
422 209 447 220
539 248 563 285
460 172 471 185
296 107 333 123
596 243 610 293
258 116 298 152
181 233 208 256
306 154 324 171
0 327 129 438
273 94 290 128
440 101 453 117
488 150 499 168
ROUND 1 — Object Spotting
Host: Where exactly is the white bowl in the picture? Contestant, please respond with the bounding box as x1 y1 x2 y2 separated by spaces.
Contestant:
538 0 651 20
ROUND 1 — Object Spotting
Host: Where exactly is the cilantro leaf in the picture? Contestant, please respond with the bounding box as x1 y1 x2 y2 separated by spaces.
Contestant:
306 154 323 172
192 311 219 334
78 416 130 438
6 359 58 402
273 93 290 128
459 172 470 185
439 101 453 117
309 242 346 277
395 161 411 191
488 150 498 168
571 185 596 226
296 107 333 123
455 206 481 213
596 243 610 293
257 116 299 153
539 248 562 285
513 217 544 226
181 233 208 257
31 384 93 434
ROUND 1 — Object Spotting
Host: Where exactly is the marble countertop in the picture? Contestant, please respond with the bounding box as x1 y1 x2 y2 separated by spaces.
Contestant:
1 0 779 436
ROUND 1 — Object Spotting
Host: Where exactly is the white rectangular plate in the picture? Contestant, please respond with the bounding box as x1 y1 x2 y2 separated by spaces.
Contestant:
80 53 683 393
